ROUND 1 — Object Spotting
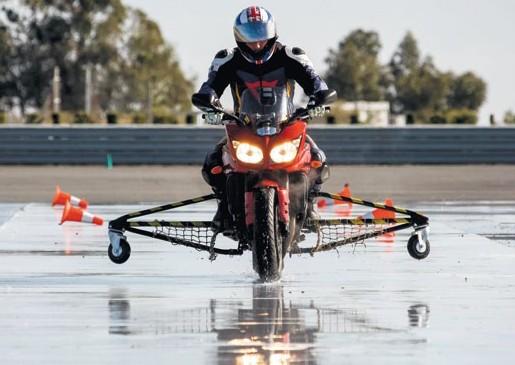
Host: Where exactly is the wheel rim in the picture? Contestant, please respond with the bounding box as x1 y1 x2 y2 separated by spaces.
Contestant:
416 240 427 253
111 245 123 257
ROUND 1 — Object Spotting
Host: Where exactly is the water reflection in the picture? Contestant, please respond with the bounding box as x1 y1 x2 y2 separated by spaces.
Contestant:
108 289 131 335
408 304 430 328
107 287 430 364
213 285 317 364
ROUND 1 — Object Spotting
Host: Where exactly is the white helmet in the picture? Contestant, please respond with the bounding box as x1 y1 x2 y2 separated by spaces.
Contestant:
233 6 278 64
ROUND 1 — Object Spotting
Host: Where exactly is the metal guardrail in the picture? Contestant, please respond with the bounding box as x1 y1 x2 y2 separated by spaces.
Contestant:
1 126 515 164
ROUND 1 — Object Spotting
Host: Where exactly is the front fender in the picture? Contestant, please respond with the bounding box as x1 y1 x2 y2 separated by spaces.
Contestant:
245 186 290 226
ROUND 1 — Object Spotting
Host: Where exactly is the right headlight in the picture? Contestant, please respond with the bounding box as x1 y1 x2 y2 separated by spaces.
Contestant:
233 141 264 164
270 136 302 163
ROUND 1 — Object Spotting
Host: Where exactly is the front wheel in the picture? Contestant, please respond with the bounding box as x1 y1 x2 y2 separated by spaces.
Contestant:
252 188 283 282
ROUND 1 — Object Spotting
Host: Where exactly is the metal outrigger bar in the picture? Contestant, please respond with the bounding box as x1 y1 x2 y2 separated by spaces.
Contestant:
303 191 430 257
108 193 244 259
107 191 430 263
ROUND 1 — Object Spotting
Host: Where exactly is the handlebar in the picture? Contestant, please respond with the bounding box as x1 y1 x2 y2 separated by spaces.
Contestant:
286 106 331 123
203 105 246 126
203 105 331 126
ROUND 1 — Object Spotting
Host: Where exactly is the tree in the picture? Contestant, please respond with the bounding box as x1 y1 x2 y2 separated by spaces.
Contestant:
0 5 47 114
388 32 455 119
100 9 193 115
387 32 487 122
126 9 193 113
390 31 420 78
447 72 486 111
325 29 385 101
1 1 193 119
394 57 451 115
22 0 127 110
504 110 515 124
0 15 13 109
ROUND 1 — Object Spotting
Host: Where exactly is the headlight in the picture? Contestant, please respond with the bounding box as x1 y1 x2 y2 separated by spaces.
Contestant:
270 137 302 163
233 141 263 164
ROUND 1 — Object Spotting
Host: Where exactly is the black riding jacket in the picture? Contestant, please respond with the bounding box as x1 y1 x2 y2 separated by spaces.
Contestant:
195 42 328 113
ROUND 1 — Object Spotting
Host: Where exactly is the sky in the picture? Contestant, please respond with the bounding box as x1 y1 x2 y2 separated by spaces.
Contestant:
124 0 515 123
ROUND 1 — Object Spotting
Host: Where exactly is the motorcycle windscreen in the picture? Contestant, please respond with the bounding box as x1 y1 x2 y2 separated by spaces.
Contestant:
239 87 293 136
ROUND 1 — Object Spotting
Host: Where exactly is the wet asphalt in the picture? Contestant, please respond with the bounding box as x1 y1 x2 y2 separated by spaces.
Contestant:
0 201 514 364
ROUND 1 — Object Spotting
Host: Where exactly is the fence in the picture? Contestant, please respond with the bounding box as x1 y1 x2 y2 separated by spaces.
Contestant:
1 126 514 164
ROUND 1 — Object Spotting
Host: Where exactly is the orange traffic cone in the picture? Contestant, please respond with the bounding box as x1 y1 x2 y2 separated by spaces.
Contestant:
378 198 395 243
335 183 351 205
359 199 395 243
318 184 352 209
335 183 353 216
359 198 395 219
52 185 89 209
317 199 327 209
60 201 103 226
374 198 395 219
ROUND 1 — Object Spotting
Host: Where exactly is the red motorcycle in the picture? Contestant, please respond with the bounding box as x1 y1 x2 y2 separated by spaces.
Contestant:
193 86 336 281
108 88 430 280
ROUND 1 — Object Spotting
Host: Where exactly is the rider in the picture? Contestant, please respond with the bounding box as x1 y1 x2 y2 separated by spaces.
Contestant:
192 6 332 229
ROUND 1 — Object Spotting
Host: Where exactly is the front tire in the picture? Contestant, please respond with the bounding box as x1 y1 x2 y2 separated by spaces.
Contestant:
253 188 283 282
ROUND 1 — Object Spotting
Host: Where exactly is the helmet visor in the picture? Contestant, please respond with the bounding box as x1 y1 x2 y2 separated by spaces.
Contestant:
234 21 276 43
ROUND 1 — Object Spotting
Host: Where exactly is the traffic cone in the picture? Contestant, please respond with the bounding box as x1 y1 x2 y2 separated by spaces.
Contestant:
335 183 353 216
375 198 395 219
318 183 352 209
317 199 328 209
335 183 351 205
378 198 395 243
52 185 89 209
60 201 103 226
359 198 395 243
359 198 395 219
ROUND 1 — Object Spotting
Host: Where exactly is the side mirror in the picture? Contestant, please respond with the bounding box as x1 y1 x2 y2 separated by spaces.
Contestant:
192 93 223 112
313 89 337 106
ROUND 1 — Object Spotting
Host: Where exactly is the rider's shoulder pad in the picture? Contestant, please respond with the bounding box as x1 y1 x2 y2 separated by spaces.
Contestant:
292 47 306 55
285 46 313 68
215 49 228 58
210 48 234 72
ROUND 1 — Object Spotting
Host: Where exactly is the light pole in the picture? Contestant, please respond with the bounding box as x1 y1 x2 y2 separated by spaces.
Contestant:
52 66 61 124
85 64 92 114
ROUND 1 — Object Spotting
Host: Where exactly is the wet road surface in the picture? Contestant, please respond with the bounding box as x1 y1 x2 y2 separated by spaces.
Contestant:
0 201 514 364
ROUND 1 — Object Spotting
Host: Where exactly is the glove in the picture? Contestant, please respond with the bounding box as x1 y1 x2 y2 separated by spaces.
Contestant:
308 106 326 118
307 96 327 118
204 112 224 125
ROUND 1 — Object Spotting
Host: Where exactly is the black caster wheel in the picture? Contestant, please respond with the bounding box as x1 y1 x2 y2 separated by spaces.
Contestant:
108 239 131 264
407 234 430 260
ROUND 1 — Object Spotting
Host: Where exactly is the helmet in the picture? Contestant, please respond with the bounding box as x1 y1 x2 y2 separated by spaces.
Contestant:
233 6 277 64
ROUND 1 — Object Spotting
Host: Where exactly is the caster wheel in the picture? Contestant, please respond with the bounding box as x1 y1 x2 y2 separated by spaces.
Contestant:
407 234 430 260
108 239 131 264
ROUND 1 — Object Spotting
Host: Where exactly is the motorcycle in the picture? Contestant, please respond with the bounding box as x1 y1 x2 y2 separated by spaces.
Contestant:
107 88 430 282
192 86 337 281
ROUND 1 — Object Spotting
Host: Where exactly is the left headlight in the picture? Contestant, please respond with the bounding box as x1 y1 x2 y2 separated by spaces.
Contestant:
270 137 302 163
233 141 264 164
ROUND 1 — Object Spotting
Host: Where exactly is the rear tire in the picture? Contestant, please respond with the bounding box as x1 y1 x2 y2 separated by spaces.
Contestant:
253 188 282 282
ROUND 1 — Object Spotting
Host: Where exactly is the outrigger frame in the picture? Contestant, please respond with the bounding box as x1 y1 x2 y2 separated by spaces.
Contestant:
108 191 429 259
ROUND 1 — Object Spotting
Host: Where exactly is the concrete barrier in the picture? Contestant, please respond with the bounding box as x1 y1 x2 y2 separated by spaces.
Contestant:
1 126 514 164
